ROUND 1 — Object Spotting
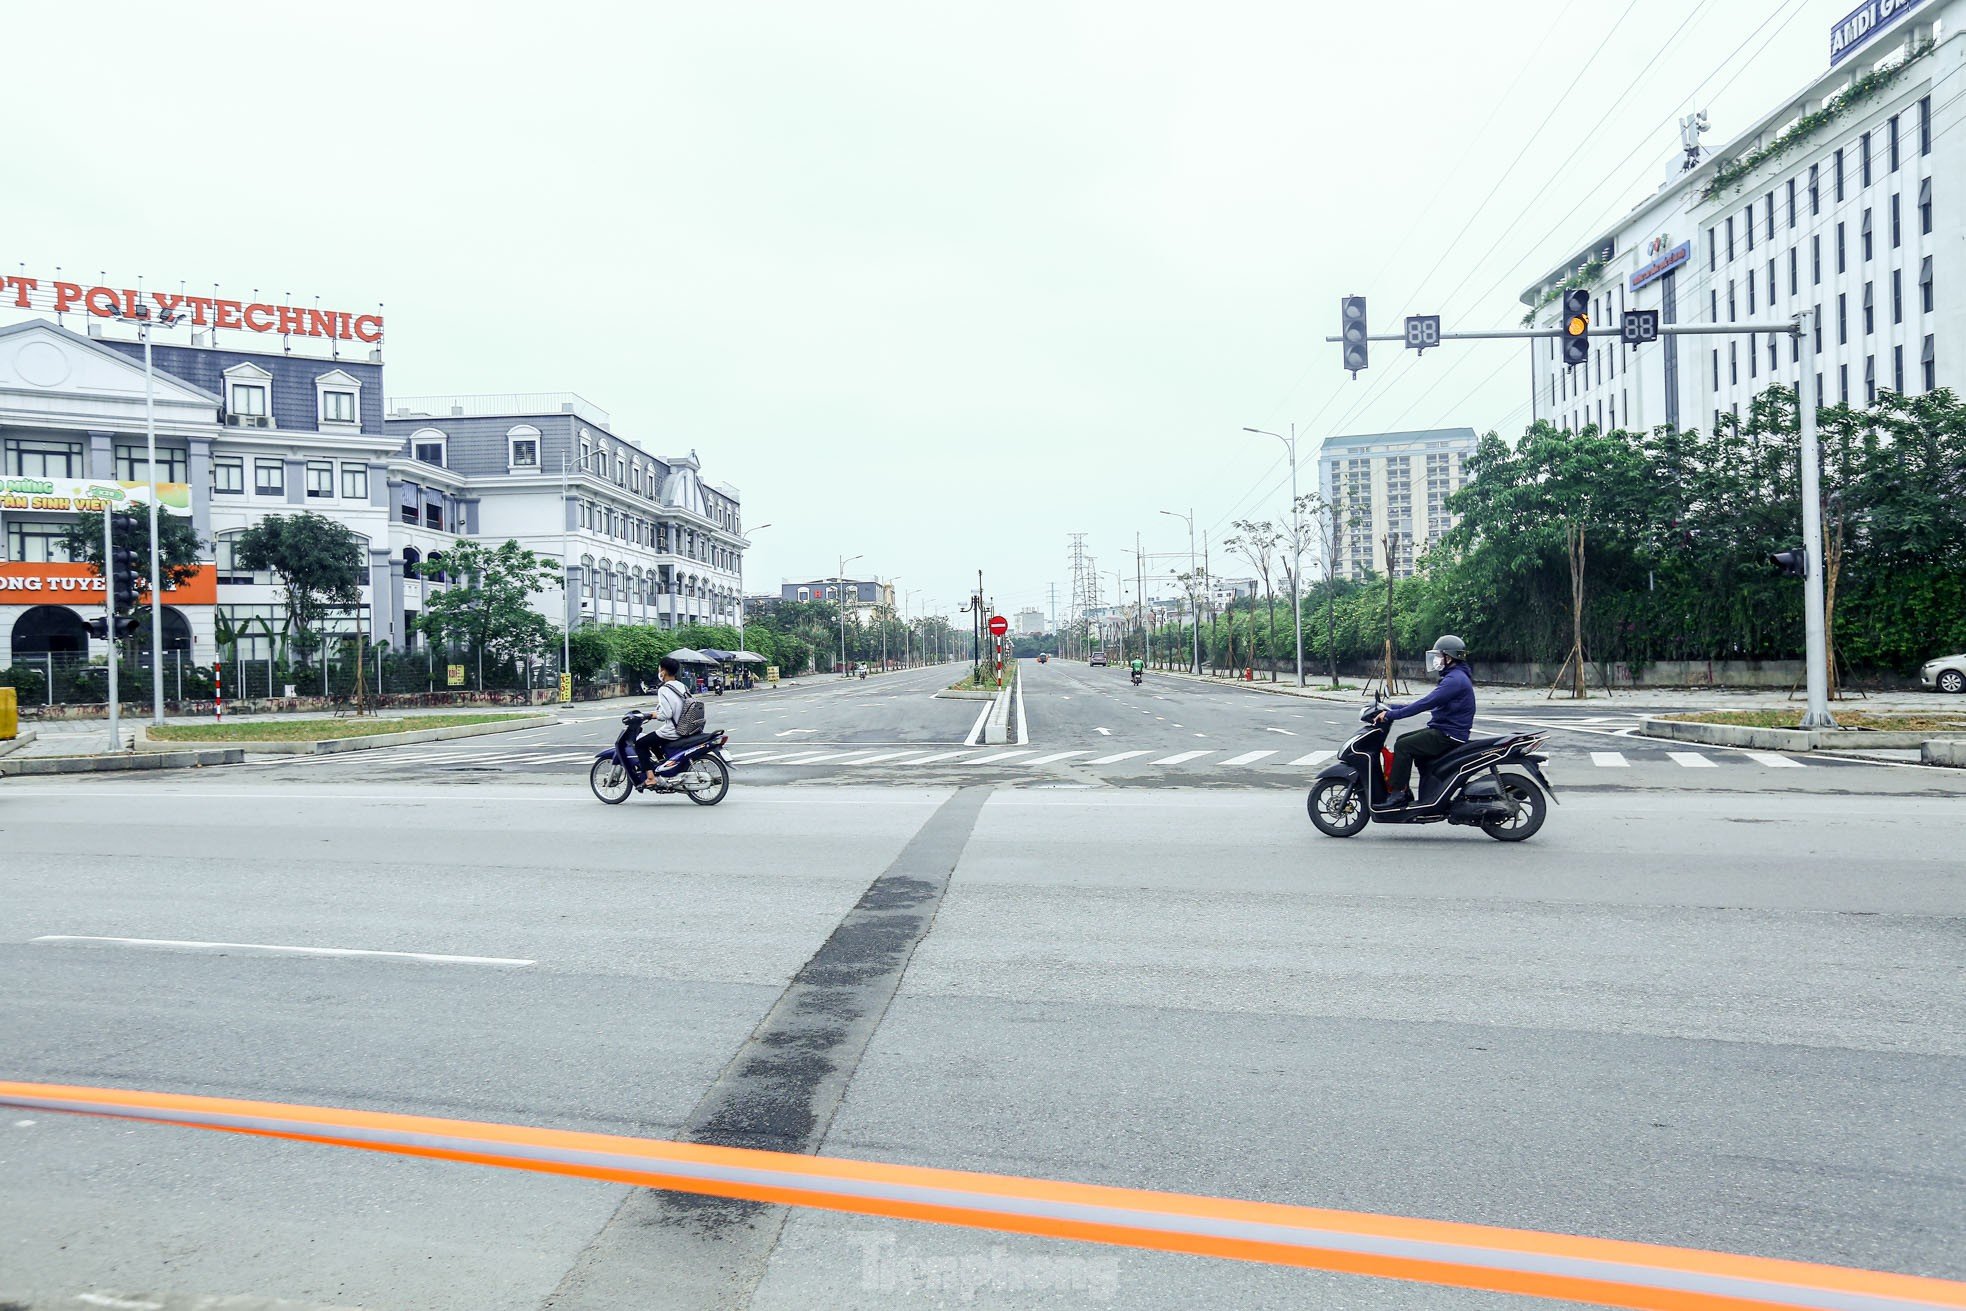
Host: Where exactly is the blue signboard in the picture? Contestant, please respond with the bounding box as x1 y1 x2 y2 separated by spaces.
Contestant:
1630 241 1690 293
1829 0 1931 67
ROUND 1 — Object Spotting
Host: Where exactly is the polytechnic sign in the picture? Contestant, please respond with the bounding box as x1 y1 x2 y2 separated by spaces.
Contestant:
1830 0 1931 66
0 269 383 343
0 477 192 516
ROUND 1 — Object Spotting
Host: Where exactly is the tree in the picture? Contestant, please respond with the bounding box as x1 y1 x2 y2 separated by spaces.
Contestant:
232 512 366 670
416 539 558 688
567 626 614 684
1227 519 1281 679
1289 491 1357 688
61 508 205 594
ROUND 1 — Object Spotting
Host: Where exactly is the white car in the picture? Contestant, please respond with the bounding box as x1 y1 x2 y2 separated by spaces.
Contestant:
1921 653 1966 694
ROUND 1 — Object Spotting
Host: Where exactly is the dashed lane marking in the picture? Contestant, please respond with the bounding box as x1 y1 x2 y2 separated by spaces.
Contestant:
1590 751 1631 767
1086 750 1150 765
1287 750 1334 767
1150 750 1215 766
1668 752 1720 768
1219 750 1278 766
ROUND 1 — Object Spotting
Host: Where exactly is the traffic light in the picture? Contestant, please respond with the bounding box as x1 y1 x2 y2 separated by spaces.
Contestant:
113 614 142 638
84 616 110 640
1560 288 1590 367
1340 296 1369 374
109 511 141 612
1769 548 1808 578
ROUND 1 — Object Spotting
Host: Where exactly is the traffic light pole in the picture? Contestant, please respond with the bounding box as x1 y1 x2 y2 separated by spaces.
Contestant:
143 320 166 726
1326 311 1832 728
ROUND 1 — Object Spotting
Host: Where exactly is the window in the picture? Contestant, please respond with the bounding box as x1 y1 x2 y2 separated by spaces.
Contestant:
6 520 72 564
1889 114 1900 172
1765 192 1774 241
1893 269 1903 325
1747 269 1756 314
1837 293 1848 344
1709 289 1718 321
1925 335 1937 390
1836 222 1846 273
1707 227 1716 271
1728 280 1736 321
1894 345 1904 393
1920 176 1931 234
1768 258 1776 305
1921 256 1933 313
1920 95 1932 155
798 588 810 602
1788 178 1798 228
213 455 244 494
4 437 82 477
341 462 369 499
1768 337 1778 372
1835 148 1845 201
254 459 285 495
1750 335 1758 378
1863 281 1874 336
229 383 268 417
630 464 641 493
507 425 540 470
1812 234 1822 285
1891 194 1901 248
1839 363 1849 404
114 445 188 483
1860 131 1871 186
1809 163 1820 215
414 440 444 466
1861 208 1873 261
1813 307 1823 353
304 461 333 498
1726 216 1735 260
1865 355 1876 403
1789 247 1798 296
1745 205 1755 251
402 547 421 581
321 390 356 424
424 499 444 531
214 533 267 586
1729 341 1738 385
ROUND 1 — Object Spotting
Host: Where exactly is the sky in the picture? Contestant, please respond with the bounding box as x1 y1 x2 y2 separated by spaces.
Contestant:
4 0 1859 627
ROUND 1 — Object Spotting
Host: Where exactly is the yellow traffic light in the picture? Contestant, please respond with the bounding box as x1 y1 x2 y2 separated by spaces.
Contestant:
1566 314 1589 336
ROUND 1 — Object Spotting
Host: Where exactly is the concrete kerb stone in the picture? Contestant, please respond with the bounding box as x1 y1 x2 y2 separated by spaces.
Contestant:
1639 715 1966 752
0 729 37 757
0 746 244 776
1920 738 1966 767
133 714 553 757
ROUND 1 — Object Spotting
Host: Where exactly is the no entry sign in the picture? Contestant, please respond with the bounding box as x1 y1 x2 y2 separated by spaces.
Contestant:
988 615 1009 636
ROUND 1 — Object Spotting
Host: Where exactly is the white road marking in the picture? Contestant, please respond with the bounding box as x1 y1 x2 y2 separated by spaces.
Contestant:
848 750 940 764
1095 727 1112 735
1219 750 1278 766
1150 750 1215 766
1667 752 1720 768
955 751 1034 765
963 698 994 747
766 751 839 764
30 936 535 968
903 750 977 764
1086 750 1150 765
1745 752 1806 768
1287 750 1334 766
1022 750 1090 765
1263 727 1297 735
1589 751 1631 767
774 729 818 737
785 750 878 764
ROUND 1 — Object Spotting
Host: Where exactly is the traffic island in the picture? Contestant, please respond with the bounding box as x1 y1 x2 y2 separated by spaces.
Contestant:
0 746 244 777
1641 710 1966 753
137 712 552 756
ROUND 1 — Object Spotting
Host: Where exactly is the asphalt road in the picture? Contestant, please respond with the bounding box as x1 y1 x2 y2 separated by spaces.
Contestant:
234 658 1966 796
3 754 1963 1308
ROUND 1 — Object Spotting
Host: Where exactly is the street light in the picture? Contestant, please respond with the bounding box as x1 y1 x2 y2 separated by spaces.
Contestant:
837 553 862 674
1159 507 1198 673
108 299 191 728
883 576 900 672
1245 425 1305 687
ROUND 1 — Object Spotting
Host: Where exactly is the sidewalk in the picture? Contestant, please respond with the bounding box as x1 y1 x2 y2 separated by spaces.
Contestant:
9 704 547 759
1148 669 1944 714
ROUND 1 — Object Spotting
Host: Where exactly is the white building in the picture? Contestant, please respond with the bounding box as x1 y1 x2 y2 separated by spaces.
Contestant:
1522 0 1963 431
1015 607 1045 636
1316 428 1478 580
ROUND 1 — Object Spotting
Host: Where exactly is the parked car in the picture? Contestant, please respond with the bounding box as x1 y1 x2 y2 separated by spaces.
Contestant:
1920 652 1966 694
1089 651 1107 667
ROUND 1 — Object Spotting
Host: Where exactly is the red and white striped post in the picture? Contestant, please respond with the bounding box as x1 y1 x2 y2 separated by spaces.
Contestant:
213 658 223 722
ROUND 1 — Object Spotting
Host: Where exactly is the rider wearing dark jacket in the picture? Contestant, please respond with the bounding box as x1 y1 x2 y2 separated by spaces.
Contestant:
1379 635 1474 806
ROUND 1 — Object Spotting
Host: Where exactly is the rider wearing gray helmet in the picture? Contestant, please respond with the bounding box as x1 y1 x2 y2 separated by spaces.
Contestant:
1376 635 1475 807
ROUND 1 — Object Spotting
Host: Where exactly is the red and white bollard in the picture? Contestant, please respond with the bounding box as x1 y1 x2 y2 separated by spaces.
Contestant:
214 658 223 722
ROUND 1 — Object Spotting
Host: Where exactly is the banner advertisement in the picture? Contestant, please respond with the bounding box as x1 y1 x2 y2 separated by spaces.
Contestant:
0 563 218 605
0 477 193 517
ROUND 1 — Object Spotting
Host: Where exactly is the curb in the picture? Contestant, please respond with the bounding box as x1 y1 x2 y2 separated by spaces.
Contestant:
1639 716 1966 752
0 746 244 776
0 729 37 758
1152 670 1362 703
135 715 553 757
1920 739 1966 768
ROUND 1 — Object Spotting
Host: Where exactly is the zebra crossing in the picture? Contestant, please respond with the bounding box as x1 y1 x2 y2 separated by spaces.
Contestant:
258 740 1830 778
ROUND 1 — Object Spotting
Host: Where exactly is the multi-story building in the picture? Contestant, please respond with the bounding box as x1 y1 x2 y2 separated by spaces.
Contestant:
1016 607 1046 636
2 315 747 671
780 578 892 613
382 395 745 636
1316 428 1477 580
1521 0 1962 431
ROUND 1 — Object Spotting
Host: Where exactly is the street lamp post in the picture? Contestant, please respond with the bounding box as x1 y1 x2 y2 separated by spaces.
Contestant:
110 301 191 725
837 553 862 675
1159 508 1197 673
1245 424 1304 687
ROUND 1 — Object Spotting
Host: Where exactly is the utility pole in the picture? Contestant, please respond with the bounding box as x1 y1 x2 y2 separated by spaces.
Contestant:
1159 508 1197 673
1381 530 1401 692
1245 424 1305 686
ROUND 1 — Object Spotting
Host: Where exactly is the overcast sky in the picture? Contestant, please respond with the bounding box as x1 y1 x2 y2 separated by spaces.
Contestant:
5 0 1854 624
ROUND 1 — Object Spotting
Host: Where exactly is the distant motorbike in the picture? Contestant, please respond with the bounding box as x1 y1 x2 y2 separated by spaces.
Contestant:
1130 669 1143 686
591 710 731 806
708 671 726 696
1305 695 1555 842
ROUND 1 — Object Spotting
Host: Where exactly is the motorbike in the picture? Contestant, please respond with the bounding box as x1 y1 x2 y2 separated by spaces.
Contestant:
590 710 732 806
1130 669 1143 686
1305 695 1556 842
708 671 726 696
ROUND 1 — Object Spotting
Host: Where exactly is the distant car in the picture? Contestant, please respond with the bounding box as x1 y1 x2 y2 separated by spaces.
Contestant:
1089 652 1107 667
1921 653 1966 694
1037 653 1049 664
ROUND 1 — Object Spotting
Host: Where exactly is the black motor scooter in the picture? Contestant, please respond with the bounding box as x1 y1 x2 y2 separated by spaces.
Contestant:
1305 696 1556 842
1130 669 1143 686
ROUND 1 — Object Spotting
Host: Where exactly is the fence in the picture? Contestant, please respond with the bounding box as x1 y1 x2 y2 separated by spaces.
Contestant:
1 644 562 711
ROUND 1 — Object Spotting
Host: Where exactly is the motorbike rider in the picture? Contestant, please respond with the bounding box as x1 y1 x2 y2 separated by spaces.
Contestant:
636 656 691 787
1129 655 1145 681
1376 635 1475 807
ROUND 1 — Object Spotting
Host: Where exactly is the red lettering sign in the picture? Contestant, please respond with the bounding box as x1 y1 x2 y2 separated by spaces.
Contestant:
5 268 382 342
